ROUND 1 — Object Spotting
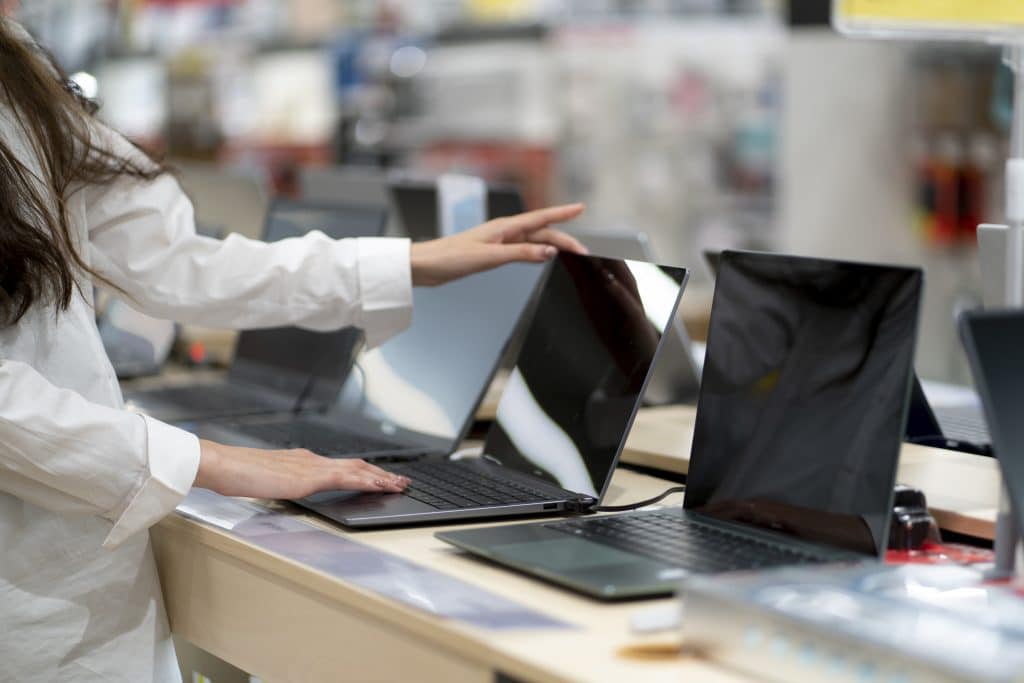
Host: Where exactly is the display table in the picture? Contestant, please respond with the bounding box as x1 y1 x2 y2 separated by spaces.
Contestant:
152 468 748 683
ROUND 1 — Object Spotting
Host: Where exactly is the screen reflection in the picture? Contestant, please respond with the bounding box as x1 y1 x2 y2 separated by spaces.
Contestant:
685 251 923 557
485 253 688 498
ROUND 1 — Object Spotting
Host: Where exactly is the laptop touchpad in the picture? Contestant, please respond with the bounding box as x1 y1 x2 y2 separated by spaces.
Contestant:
494 538 658 571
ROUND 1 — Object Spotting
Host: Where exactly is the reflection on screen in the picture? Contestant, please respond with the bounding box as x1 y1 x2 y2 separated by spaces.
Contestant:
484 253 687 498
685 251 922 558
335 262 542 443
231 202 386 397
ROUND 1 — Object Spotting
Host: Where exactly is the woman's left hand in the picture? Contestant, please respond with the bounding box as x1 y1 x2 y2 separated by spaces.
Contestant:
409 203 587 286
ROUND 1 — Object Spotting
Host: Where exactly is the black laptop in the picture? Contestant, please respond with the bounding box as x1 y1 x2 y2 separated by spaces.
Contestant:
123 200 386 422
294 252 688 527
437 250 924 599
181 257 544 459
959 309 1024 531
904 375 991 455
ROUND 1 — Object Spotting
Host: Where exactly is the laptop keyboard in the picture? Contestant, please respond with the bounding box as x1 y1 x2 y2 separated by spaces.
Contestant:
385 460 558 510
934 405 991 445
229 418 402 456
546 511 831 572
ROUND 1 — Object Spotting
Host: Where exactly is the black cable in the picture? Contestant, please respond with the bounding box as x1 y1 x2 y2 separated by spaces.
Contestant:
593 486 686 512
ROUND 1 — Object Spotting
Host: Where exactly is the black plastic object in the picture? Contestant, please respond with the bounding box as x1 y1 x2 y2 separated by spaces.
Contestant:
888 485 942 550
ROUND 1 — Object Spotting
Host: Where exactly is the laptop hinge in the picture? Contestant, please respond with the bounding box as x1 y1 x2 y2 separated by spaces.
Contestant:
566 495 598 513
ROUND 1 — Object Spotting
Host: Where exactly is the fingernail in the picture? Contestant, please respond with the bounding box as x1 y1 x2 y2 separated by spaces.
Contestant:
544 246 557 258
374 479 387 488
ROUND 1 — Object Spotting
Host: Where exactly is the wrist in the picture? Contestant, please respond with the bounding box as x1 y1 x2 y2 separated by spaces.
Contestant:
195 439 225 492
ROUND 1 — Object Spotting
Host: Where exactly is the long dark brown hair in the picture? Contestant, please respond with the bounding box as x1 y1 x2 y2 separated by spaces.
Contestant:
0 19 165 325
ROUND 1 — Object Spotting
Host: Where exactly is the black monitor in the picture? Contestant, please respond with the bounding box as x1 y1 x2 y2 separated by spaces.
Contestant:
960 309 1024 535
229 200 387 402
482 253 689 499
685 251 923 558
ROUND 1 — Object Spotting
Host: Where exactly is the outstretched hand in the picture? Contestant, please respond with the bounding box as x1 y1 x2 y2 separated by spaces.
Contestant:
409 203 587 286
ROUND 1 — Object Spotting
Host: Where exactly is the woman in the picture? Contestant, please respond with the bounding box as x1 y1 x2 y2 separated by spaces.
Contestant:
0 18 585 682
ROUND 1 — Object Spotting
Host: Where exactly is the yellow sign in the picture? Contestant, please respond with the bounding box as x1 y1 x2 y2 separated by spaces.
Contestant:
837 0 1024 37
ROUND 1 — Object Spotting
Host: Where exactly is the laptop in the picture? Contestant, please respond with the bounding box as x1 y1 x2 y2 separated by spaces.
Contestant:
959 309 1024 530
571 229 701 405
437 250 924 600
294 252 688 527
905 376 991 455
389 176 526 241
123 200 387 422
182 258 544 458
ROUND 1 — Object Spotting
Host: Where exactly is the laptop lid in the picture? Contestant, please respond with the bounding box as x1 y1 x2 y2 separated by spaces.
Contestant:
570 229 701 405
479 252 688 502
959 309 1024 534
685 250 923 559
229 200 387 402
333 260 544 452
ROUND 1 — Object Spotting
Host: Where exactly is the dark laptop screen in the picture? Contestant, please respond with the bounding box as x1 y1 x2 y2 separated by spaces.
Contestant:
685 251 922 558
483 253 688 499
334 261 543 448
230 201 387 398
960 310 1024 534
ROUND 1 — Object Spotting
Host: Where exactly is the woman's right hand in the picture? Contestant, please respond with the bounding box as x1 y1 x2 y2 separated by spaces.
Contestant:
193 439 410 500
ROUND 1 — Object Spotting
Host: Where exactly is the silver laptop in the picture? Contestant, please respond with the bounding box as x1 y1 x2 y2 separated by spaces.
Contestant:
295 252 688 528
437 251 923 599
182 257 544 459
122 200 386 422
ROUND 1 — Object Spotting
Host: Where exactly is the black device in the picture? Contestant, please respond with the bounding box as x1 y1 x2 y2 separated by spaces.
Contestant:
294 252 688 528
959 309 1024 536
438 250 924 600
904 376 991 455
184 257 543 459
123 200 386 422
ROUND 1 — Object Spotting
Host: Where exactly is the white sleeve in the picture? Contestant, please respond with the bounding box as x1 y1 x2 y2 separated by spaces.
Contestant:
0 359 200 548
80 129 412 347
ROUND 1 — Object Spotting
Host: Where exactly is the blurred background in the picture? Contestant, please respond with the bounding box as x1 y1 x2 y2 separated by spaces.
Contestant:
11 0 1018 385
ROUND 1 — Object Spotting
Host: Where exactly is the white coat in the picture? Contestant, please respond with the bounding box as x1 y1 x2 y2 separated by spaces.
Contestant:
0 56 412 681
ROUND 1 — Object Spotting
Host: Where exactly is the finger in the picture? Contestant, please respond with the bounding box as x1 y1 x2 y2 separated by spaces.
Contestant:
497 203 584 236
482 243 557 270
525 227 589 255
333 465 408 492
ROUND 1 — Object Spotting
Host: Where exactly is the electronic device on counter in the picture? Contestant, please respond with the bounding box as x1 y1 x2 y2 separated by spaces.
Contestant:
438 250 923 599
186 258 542 460
296 252 688 528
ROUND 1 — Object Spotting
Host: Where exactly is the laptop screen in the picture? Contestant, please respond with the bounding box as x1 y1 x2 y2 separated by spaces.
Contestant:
483 252 688 499
230 201 387 399
960 310 1024 535
685 251 922 558
334 261 543 447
